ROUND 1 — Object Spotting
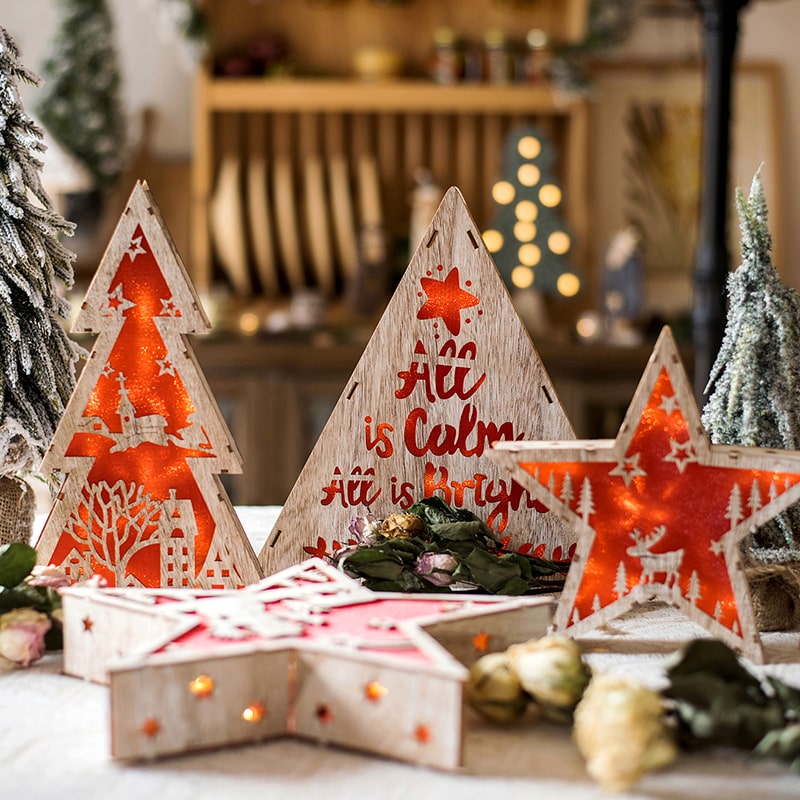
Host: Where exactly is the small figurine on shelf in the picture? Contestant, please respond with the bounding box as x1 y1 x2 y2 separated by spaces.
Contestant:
0 27 82 545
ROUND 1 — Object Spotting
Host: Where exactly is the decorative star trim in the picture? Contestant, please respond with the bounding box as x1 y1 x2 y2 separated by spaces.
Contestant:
160 296 181 317
416 266 479 336
489 326 800 663
103 284 136 318
127 235 147 261
664 437 698 474
608 451 646 486
156 358 176 377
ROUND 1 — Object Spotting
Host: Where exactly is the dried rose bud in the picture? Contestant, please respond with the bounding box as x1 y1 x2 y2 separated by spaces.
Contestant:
414 552 458 587
0 607 51 668
465 652 531 723
377 512 425 539
506 636 590 719
26 564 71 588
347 514 381 544
573 674 677 793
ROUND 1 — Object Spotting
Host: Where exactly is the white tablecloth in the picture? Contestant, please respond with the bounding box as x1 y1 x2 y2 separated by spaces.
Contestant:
4 508 800 799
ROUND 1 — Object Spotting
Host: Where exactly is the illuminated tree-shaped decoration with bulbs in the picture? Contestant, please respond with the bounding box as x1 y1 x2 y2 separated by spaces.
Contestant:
483 126 580 300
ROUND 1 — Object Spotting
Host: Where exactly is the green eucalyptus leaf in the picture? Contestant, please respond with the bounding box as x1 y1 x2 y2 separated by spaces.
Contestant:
0 542 37 588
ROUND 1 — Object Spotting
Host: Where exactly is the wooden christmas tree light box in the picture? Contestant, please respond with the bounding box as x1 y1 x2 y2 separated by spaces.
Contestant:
60 558 552 767
35 181 262 589
261 187 576 577
489 327 800 663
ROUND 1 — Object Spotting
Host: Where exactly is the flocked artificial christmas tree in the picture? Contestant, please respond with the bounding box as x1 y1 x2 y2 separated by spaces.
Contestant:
0 27 81 543
702 170 800 568
37 0 126 191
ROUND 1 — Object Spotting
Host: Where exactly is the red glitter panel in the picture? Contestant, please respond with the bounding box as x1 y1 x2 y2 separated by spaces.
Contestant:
518 369 800 636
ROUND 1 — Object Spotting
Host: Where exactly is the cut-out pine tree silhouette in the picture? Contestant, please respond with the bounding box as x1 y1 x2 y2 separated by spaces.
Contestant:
260 187 575 577
35 181 262 589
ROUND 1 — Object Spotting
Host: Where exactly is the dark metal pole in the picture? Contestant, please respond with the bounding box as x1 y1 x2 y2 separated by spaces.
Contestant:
692 0 749 405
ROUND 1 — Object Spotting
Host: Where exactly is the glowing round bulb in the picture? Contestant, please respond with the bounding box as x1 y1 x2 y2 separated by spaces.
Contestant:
518 243 541 267
242 702 266 723
514 221 536 242
189 675 214 697
482 229 504 253
492 181 516 205
515 200 538 222
239 311 260 336
557 272 581 297
518 135 542 159
548 231 571 255
539 184 562 207
511 266 534 289
517 164 541 187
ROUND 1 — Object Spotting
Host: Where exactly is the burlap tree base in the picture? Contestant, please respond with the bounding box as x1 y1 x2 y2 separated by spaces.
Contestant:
0 475 35 547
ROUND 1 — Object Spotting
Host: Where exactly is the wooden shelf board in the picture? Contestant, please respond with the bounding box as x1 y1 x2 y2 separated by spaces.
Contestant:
203 77 579 115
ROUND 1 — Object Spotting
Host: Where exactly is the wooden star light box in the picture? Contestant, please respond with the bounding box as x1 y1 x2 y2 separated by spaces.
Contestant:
60 558 551 768
490 327 800 663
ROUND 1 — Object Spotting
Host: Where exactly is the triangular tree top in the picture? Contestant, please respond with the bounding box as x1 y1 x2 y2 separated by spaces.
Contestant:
36 181 262 588
261 187 575 576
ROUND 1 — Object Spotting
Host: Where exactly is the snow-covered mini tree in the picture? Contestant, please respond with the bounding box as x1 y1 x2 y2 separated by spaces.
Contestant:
37 0 126 190
0 27 81 544
702 170 800 562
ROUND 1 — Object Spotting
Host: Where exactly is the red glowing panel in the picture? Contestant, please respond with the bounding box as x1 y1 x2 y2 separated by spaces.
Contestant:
490 328 800 662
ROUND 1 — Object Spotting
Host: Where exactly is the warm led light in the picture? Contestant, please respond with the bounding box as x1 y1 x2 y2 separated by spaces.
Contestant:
365 680 389 702
189 675 214 697
518 243 541 267
539 184 562 207
239 311 260 336
518 135 542 159
517 164 541 187
482 229 504 253
492 181 516 205
515 200 538 222
242 702 266 723
548 231 571 255
514 221 536 242
557 272 581 297
511 265 534 288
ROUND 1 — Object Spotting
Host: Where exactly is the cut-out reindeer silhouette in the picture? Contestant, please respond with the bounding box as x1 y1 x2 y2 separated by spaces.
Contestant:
626 525 684 588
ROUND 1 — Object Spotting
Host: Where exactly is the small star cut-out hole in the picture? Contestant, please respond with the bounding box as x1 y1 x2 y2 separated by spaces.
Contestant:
188 675 214 697
316 704 333 724
365 681 389 702
472 631 490 652
241 702 266 723
82 616 93 632
414 724 431 744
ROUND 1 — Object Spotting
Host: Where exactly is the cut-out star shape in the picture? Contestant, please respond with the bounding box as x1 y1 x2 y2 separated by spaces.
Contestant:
62 558 550 768
490 327 800 663
127 235 147 261
417 266 479 336
103 284 136 318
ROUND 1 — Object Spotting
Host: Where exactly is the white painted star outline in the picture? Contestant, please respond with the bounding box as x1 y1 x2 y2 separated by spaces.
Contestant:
608 451 646 486
127 235 147 261
160 296 181 317
664 436 698 473
156 358 176 376
104 284 136 317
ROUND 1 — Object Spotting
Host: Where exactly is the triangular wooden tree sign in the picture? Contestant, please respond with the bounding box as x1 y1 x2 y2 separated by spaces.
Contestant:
35 181 262 589
261 187 575 576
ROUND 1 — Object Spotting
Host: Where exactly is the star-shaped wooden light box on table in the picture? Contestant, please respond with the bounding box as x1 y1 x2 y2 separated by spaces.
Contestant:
61 558 551 768
490 327 800 663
